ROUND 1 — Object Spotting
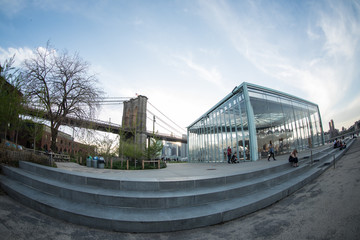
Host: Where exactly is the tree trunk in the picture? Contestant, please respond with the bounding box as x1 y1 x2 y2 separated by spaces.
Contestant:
15 129 18 145
33 124 36 153
4 124 7 140
51 126 59 152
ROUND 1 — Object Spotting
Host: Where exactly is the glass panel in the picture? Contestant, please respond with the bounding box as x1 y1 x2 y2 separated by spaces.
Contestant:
187 85 323 162
215 110 222 162
240 99 250 160
236 95 246 161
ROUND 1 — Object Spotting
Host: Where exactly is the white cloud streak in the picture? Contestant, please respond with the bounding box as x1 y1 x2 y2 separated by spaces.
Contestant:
175 54 223 86
0 47 35 67
0 0 26 17
199 0 360 129
319 1 360 59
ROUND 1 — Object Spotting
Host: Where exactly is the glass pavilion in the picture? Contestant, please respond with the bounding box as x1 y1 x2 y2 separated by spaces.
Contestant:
187 82 325 162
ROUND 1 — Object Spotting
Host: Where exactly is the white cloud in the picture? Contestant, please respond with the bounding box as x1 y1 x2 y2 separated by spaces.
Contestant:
175 54 223 86
198 48 220 56
307 28 321 40
198 0 360 129
0 0 26 17
318 1 360 59
329 94 360 130
0 47 35 67
133 17 143 25
0 45 64 68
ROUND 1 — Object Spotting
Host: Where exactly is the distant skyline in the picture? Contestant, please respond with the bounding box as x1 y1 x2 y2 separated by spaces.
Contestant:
1 0 359 134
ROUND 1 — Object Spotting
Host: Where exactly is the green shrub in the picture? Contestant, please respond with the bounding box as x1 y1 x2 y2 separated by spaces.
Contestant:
111 159 166 170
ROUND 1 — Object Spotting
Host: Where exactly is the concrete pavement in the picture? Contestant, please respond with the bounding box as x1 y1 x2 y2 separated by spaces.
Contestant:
55 142 332 180
0 140 359 239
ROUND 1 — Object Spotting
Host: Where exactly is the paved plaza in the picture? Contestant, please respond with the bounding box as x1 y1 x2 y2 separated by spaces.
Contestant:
0 140 359 239
55 143 332 180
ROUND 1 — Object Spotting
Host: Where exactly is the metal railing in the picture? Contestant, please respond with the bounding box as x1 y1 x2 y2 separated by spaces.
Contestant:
306 137 353 167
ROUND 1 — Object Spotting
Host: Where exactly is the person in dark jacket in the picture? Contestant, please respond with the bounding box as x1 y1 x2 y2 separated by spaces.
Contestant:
227 146 232 163
289 149 298 167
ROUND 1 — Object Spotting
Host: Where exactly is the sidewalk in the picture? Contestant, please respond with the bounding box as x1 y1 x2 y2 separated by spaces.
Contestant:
55 143 334 180
0 139 358 239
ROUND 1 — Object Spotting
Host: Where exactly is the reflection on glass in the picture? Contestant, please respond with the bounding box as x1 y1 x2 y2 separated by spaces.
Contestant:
187 83 324 162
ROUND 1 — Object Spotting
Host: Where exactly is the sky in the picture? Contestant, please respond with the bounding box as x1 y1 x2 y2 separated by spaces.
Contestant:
1 0 360 137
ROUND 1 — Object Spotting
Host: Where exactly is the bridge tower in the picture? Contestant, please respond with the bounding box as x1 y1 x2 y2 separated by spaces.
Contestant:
122 95 148 147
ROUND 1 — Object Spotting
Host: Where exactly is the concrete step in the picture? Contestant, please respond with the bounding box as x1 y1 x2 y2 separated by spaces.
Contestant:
0 139 354 232
302 138 352 162
17 160 296 191
1 162 310 209
0 164 325 233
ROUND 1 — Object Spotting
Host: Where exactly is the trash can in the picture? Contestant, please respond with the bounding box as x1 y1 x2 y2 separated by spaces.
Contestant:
92 156 98 168
86 157 92 167
98 157 105 169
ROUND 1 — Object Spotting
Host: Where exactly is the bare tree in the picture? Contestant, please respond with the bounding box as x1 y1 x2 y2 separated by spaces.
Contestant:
96 133 119 166
23 42 103 152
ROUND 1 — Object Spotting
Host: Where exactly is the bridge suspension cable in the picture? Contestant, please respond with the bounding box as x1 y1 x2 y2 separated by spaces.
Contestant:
59 96 187 136
24 96 187 142
90 97 131 105
146 116 175 135
147 109 185 136
147 101 187 134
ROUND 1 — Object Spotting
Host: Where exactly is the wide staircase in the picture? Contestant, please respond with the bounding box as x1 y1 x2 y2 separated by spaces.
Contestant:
0 139 355 233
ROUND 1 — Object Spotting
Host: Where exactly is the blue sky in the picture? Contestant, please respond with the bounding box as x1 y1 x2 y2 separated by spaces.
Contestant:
1 0 360 135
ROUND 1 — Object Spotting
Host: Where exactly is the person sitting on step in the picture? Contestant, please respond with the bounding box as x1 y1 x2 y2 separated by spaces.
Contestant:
231 154 238 164
288 149 299 167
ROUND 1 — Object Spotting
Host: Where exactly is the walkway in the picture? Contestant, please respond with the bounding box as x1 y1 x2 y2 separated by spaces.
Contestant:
56 143 333 180
1 140 358 239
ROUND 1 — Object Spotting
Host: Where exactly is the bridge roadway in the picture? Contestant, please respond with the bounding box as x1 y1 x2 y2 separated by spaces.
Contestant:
26 107 187 143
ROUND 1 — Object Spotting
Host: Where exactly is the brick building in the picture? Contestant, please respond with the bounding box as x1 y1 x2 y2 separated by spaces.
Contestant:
7 122 95 156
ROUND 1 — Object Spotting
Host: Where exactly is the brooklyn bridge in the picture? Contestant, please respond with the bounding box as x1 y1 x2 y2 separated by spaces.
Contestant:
26 95 187 144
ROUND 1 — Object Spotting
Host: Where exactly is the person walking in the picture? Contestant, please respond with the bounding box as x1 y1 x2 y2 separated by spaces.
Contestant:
227 146 232 164
268 141 276 161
